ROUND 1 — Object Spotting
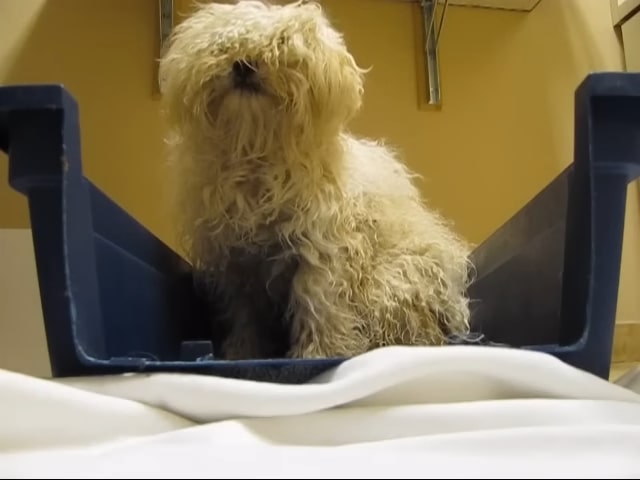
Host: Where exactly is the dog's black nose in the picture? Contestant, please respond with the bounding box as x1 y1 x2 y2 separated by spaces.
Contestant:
232 60 256 83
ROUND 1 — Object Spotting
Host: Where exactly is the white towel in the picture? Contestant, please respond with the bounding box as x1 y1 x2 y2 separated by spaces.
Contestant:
1 345 640 479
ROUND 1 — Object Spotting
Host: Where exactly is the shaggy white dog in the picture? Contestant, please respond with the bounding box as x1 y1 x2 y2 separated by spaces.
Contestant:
159 0 473 360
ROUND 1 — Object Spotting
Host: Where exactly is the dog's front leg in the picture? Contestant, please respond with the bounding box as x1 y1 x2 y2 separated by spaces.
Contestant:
217 301 267 360
286 261 369 359
215 287 291 361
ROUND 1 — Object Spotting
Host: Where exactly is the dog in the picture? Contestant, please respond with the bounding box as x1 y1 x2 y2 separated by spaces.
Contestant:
158 0 473 360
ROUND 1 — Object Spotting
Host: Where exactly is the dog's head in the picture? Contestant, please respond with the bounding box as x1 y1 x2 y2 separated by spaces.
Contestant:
159 0 366 158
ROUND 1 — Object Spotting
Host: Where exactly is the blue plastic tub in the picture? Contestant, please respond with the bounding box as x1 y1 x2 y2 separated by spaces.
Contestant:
1 72 639 383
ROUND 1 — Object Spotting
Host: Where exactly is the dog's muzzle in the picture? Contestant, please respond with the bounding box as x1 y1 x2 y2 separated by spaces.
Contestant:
232 60 260 93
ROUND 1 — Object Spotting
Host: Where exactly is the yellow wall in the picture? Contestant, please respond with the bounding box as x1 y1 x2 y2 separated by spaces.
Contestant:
0 0 168 238
1 0 639 323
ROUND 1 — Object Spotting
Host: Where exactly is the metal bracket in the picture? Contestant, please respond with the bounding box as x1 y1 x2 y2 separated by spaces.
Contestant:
157 0 174 94
159 0 174 56
420 0 449 106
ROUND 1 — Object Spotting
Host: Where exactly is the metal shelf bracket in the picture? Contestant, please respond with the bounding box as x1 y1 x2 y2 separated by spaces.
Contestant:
157 0 174 94
420 0 449 106
159 0 174 56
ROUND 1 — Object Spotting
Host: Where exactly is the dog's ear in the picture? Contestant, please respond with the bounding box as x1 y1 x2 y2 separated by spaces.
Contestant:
329 48 366 121
314 20 367 125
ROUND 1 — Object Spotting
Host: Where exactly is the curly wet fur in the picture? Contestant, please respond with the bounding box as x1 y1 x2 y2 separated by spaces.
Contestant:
159 0 473 360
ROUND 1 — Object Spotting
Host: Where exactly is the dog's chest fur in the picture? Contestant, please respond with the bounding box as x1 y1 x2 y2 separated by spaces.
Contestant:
225 244 298 300
203 164 319 358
